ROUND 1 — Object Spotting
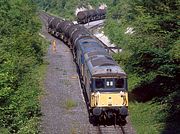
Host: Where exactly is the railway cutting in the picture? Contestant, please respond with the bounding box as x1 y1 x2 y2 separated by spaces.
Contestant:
39 11 136 134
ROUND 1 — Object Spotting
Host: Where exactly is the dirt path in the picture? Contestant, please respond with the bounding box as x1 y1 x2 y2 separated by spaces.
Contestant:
40 24 90 134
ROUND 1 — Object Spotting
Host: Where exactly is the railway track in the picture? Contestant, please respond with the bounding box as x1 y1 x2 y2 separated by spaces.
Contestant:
39 11 51 24
85 21 121 54
39 11 134 134
84 20 105 29
88 125 127 134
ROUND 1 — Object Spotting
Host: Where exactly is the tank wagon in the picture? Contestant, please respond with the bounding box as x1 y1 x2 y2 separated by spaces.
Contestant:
47 16 128 126
77 9 106 24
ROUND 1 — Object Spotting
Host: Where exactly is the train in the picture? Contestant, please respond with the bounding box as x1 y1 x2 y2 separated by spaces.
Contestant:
47 15 128 126
77 9 106 24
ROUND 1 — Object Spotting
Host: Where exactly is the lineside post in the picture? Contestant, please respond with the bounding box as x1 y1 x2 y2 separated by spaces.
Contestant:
52 40 57 53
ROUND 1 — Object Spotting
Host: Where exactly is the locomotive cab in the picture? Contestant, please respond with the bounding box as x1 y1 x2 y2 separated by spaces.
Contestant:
89 76 128 125
92 77 127 92
90 77 128 108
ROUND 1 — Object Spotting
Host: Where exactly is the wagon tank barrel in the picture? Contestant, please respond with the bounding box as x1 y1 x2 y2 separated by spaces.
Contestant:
77 8 106 24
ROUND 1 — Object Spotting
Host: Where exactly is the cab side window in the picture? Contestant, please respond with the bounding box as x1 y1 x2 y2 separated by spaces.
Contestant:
115 78 124 88
95 79 105 88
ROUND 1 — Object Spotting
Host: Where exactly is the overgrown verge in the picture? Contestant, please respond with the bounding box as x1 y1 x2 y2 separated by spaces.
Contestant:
105 0 180 133
0 0 48 133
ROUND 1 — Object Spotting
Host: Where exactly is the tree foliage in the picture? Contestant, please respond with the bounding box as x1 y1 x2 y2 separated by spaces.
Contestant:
105 0 179 132
0 0 45 133
105 0 179 80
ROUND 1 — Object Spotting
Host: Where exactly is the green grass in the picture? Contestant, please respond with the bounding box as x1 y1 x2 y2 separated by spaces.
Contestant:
0 128 9 134
128 73 142 92
64 99 77 110
129 101 167 134
127 73 180 133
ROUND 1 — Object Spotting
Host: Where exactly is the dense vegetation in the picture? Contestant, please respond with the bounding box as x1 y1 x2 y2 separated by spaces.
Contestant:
104 0 180 133
0 0 47 133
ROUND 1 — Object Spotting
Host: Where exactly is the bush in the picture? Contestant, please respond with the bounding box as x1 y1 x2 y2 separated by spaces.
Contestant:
0 0 47 133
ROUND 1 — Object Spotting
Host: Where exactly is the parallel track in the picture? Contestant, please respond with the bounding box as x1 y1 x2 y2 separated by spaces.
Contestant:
39 11 128 134
39 11 51 25
86 21 121 54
